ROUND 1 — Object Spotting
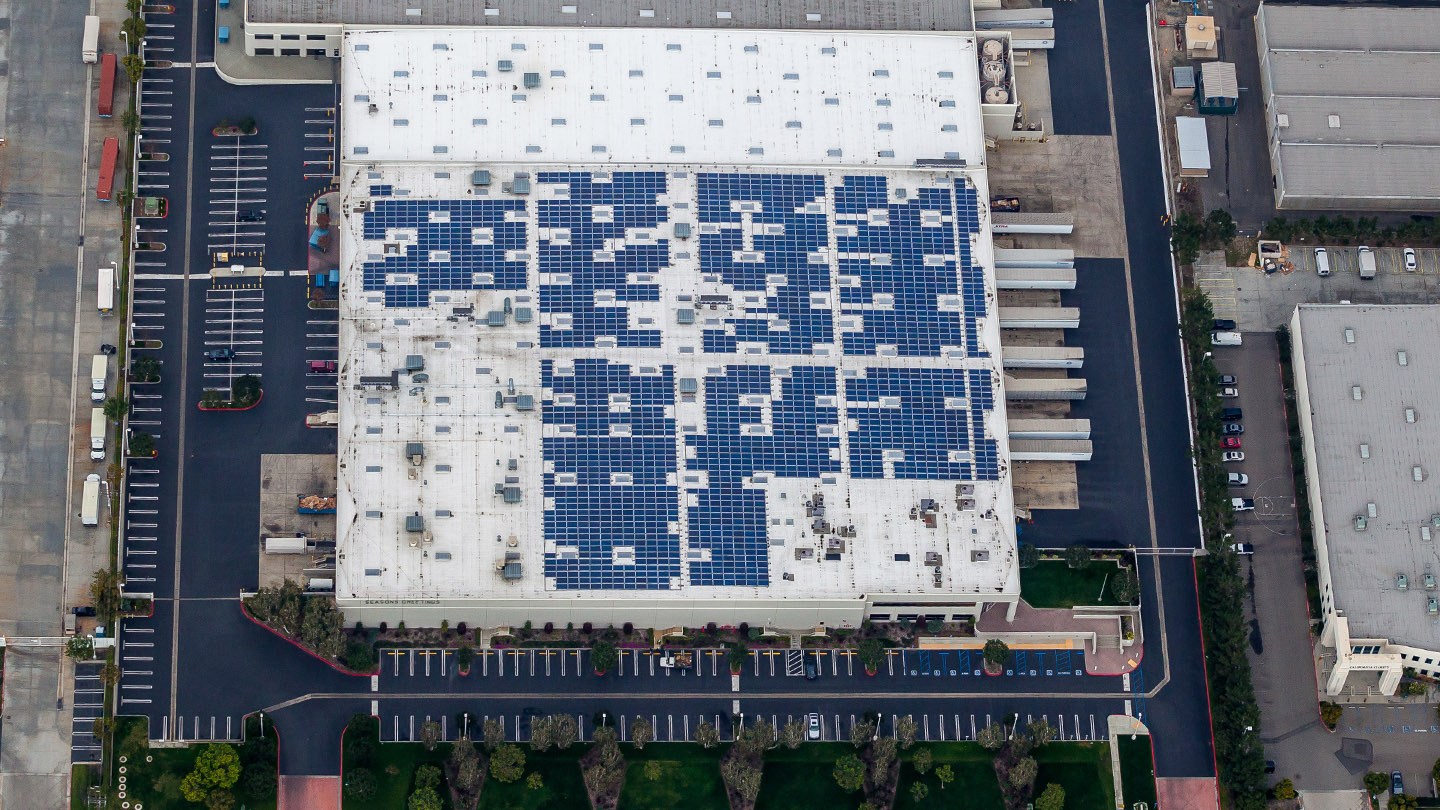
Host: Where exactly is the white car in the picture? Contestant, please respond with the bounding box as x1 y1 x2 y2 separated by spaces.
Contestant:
807 713 821 741
1223 451 1245 462
1404 248 1418 272
1228 473 1249 486
1314 247 1330 276
1219 387 1239 398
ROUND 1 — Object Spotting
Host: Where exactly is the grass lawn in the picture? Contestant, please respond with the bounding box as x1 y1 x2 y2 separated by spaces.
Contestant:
619 744 728 810
894 742 1000 810
478 747 590 810
755 744 866 810
1021 560 1127 609
70 764 98 810
1034 742 1115 810
343 737 452 810
1116 735 1158 810
110 715 279 810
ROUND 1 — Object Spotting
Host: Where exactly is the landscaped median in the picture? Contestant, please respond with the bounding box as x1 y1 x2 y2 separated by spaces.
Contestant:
198 373 263 411
337 711 1119 810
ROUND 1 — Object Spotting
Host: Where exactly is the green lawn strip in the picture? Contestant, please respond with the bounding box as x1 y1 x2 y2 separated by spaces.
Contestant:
70 764 98 810
344 739 453 810
894 759 1002 810
1116 736 1158 810
477 746 590 810
618 744 728 810
111 716 202 810
1021 560 1125 609
1033 742 1114 810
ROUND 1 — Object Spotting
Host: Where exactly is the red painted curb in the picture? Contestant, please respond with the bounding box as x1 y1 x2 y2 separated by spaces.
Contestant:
198 389 264 411
239 600 375 677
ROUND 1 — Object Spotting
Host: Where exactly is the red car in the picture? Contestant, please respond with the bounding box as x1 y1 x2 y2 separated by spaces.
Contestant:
308 360 337 374
1222 436 1242 449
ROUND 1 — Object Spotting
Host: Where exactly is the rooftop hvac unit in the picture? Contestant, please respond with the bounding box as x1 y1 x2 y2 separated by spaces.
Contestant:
982 38 1006 59
981 59 1007 83
1398 574 1409 591
1430 598 1439 616
406 442 424 464
405 354 424 372
983 84 1011 104
523 72 540 88
405 513 425 533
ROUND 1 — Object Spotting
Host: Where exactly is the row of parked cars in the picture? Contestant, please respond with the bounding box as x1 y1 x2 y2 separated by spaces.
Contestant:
1313 245 1418 278
1212 325 1255 556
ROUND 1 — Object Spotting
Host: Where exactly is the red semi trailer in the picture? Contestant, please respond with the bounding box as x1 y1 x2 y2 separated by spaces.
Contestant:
96 137 118 201
97 53 116 117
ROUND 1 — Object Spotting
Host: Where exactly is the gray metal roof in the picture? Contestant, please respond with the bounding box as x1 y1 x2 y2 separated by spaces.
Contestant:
1256 3 1440 209
1293 305 1440 653
248 0 976 29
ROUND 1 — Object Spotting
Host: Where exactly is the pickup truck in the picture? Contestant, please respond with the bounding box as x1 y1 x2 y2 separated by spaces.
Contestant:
1232 497 1255 512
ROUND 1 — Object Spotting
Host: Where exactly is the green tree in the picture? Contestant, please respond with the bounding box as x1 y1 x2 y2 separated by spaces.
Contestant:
1010 757 1038 790
90 567 123 625
1027 719 1057 747
418 720 441 752
914 747 933 774
644 760 662 781
552 714 577 749
129 431 156 457
457 642 474 672
125 0 142 14
870 737 897 785
976 723 1006 750
722 758 763 802
482 717 504 751
833 754 865 792
935 764 954 789
727 642 748 672
246 580 302 635
738 718 774 757
343 639 375 672
181 744 241 803
300 597 346 660
1274 778 1296 801
343 767 376 800
1064 543 1091 569
1321 702 1343 729
982 639 1010 669
1036 782 1066 810
857 638 886 674
449 737 482 793
630 716 654 749
122 54 145 84
526 772 543 790
591 640 618 674
489 743 526 783
1018 542 1039 568
529 715 554 751
1111 567 1140 604
849 720 875 748
1365 773 1390 797
65 636 95 660
103 396 131 422
911 782 930 803
594 725 618 746
241 763 277 801
231 374 261 407
896 715 918 749
779 719 805 749
131 355 161 383
407 765 443 810
696 721 720 749
120 15 147 43
1390 795 1418 810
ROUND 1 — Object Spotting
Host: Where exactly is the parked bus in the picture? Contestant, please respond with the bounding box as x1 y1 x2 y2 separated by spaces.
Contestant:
82 15 100 64
96 137 118 201
97 263 114 314
97 53 116 117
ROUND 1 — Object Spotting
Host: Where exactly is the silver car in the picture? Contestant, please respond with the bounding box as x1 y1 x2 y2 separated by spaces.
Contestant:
807 713 821 741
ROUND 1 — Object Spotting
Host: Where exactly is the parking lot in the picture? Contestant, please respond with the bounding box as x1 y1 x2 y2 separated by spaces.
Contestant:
303 314 339 407
1197 245 1440 331
207 141 269 255
70 662 106 764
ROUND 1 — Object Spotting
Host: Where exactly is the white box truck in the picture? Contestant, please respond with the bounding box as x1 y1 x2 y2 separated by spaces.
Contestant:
1358 246 1377 280
1211 331 1243 347
97 264 114 314
90 408 106 461
82 15 100 64
81 474 101 526
90 354 107 402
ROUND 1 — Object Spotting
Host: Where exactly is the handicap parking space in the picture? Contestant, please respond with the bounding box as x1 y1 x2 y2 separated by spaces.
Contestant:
71 662 107 764
1341 703 1440 736
887 648 1086 679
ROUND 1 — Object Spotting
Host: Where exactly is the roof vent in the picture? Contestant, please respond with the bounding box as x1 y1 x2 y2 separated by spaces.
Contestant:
1398 350 1408 366
1406 408 1417 423
1276 113 1290 128
1415 466 1426 482
1328 114 1341 128
1360 443 1370 459
1352 385 1363 401
1344 328 1355 343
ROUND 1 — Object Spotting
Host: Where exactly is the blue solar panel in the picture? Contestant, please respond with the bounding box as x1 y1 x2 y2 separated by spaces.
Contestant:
359 198 527 307
537 172 668 349
847 367 999 481
541 359 681 590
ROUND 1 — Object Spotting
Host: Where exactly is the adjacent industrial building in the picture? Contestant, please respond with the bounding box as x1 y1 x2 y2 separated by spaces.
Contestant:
332 27 1041 630
1255 3 1440 211
1290 305 1440 696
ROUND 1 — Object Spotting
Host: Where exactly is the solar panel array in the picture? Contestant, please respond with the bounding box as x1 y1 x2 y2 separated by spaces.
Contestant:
358 170 999 591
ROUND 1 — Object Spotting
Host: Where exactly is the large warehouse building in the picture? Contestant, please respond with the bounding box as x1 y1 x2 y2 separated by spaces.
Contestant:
333 27 1024 630
1255 3 1440 212
1291 305 1440 696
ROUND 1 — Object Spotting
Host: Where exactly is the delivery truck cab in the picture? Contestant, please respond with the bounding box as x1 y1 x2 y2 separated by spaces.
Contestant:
90 354 107 402
81 474 101 526
90 408 106 461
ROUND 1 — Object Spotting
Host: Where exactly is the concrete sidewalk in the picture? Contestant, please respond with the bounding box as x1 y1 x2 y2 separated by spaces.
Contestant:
213 0 334 85
975 600 1143 675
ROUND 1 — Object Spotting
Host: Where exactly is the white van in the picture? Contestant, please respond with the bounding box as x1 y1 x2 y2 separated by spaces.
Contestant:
1358 246 1376 280
1314 247 1330 277
90 355 108 402
1211 331 1243 347
90 408 106 461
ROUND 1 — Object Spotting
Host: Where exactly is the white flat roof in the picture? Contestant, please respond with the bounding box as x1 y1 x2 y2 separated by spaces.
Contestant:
341 28 986 168
334 164 1016 603
1175 116 1211 172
